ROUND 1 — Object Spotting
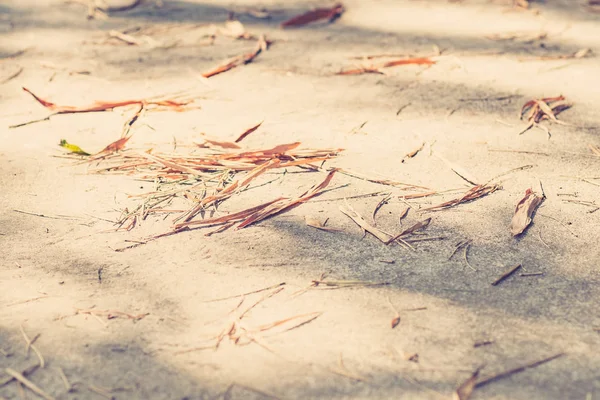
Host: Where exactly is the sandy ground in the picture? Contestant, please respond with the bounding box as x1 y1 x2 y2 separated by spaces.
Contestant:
1 0 600 399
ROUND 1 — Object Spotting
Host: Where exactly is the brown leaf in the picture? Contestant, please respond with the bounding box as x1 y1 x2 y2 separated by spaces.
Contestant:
281 3 344 28
391 315 401 329
235 121 263 143
98 136 130 155
337 57 435 76
336 66 383 75
21 87 190 114
453 368 481 400
201 35 270 78
424 184 500 211
510 188 544 236
385 218 431 245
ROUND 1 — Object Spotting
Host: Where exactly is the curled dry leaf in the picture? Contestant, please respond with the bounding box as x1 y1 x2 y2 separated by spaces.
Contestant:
281 3 344 28
510 188 544 236
391 315 401 329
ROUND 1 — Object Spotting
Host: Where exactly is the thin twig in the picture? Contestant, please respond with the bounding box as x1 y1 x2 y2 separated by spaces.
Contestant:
4 368 54 400
203 282 286 303
491 264 522 286
20 325 45 368
475 353 565 388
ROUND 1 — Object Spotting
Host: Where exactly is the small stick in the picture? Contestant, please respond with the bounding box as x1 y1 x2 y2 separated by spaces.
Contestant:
20 325 45 368
475 353 564 388
88 385 114 399
520 272 544 277
0 364 39 387
491 264 522 286
372 194 392 225
58 367 72 392
4 368 54 400
13 209 81 221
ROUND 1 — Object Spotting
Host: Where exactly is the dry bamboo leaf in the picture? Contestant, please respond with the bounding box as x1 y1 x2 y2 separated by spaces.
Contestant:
386 218 431 244
336 66 384 75
235 121 263 143
201 35 270 78
424 184 500 211
338 57 435 75
454 368 481 400
510 189 544 236
98 136 130 155
21 87 191 114
339 204 393 243
382 57 436 68
238 169 337 228
305 216 341 232
281 3 344 28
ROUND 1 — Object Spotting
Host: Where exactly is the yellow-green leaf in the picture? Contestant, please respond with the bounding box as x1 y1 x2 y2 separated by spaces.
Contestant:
59 139 90 156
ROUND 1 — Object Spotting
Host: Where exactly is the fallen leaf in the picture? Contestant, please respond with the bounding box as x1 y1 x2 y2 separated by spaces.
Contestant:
424 184 500 211
281 3 344 28
391 315 401 329
382 58 436 68
21 87 191 114
510 189 544 236
402 142 425 163
337 57 436 76
339 204 393 243
235 121 263 143
97 137 130 155
454 368 481 400
59 139 90 156
202 35 270 78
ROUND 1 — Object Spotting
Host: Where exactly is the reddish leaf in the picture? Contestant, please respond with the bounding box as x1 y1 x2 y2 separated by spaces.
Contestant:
99 136 130 154
281 3 344 28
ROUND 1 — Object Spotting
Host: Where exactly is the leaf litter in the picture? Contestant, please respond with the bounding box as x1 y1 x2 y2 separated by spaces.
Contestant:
510 188 545 236
518 95 572 136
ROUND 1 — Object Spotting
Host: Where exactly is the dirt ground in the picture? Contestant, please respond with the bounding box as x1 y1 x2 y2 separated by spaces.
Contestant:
1 0 600 399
